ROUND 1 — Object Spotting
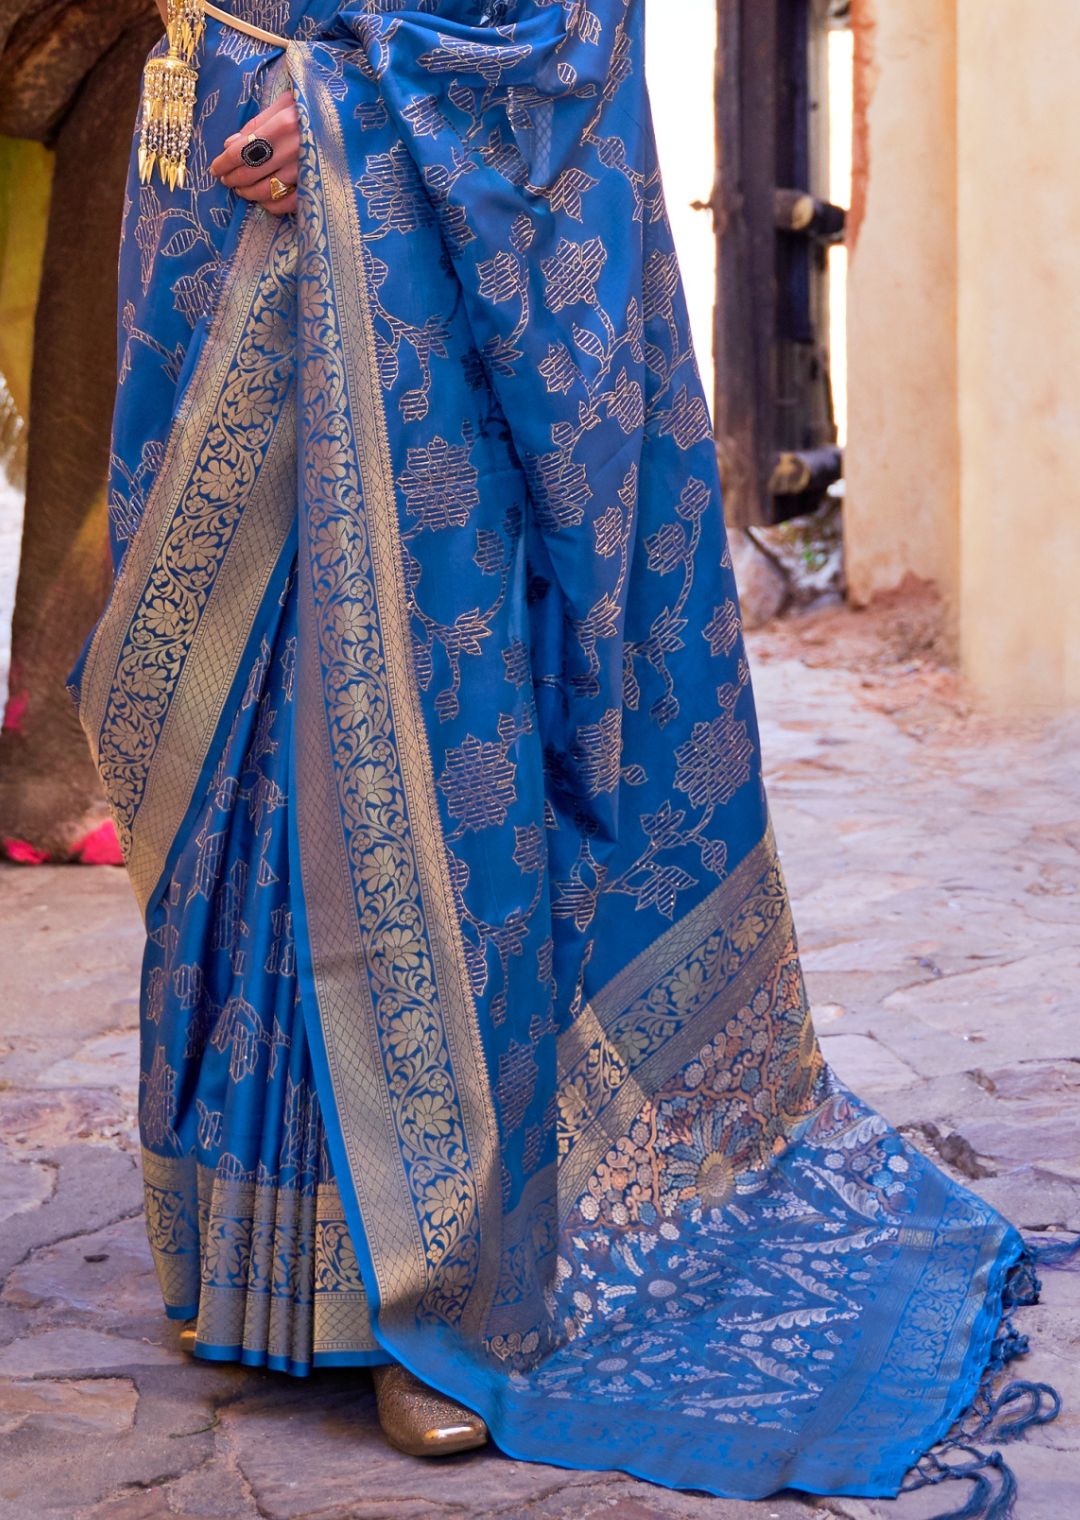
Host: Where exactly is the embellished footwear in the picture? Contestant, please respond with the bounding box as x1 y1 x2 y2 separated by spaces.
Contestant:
178 1322 198 1354
372 1364 489 1458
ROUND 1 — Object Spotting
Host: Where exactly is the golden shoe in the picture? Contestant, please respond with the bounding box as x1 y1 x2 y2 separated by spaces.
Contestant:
372 1363 488 1458
178 1322 198 1353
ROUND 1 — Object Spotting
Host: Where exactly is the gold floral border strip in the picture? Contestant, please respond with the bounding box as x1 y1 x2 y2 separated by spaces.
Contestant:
129 402 295 908
555 830 796 1217
556 913 796 1218
78 211 298 911
557 823 780 1080
80 207 278 759
143 1147 199 1306
289 51 502 1344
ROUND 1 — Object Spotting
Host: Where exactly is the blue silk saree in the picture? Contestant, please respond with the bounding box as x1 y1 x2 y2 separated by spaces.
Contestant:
70 0 1058 1506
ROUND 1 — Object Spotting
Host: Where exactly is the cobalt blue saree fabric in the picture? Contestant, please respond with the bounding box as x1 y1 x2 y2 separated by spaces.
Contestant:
71 0 1049 1503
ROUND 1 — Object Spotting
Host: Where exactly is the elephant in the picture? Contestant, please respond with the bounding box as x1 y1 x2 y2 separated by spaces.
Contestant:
0 0 161 863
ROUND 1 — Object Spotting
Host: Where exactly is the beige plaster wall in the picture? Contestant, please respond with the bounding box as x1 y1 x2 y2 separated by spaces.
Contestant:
845 0 959 609
956 3 1080 707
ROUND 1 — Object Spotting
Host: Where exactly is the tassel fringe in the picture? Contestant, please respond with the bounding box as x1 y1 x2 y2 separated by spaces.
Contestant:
903 1235 1078 1520
139 0 206 189
1027 1232 1080 1270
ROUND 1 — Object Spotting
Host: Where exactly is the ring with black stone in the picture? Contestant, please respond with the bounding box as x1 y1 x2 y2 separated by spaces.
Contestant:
240 135 274 169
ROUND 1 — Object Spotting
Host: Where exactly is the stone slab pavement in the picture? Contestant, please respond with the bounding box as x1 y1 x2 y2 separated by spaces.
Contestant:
0 597 1077 1520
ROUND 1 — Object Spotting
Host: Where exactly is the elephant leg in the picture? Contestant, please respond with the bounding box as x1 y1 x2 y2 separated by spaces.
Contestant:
0 15 158 863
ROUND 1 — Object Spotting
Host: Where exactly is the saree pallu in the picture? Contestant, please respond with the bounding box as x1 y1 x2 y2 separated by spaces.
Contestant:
71 0 1048 1502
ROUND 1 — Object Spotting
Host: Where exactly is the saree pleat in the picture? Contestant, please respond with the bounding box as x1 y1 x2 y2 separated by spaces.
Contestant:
69 0 1057 1503
138 572 384 1371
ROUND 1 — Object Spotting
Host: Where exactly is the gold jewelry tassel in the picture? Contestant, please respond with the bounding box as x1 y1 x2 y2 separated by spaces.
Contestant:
138 0 206 190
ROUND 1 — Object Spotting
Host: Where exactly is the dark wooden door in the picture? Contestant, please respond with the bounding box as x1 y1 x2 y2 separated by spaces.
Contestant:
709 0 845 527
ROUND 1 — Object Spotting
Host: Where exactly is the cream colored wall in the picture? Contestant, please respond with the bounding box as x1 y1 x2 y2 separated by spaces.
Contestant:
846 0 1080 707
956 2 1080 707
845 0 959 610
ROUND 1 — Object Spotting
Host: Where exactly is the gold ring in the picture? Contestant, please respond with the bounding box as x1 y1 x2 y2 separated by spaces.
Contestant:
268 176 292 202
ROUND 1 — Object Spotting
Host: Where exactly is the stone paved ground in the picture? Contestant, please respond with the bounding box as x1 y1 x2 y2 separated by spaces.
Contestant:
1 595 1077 1520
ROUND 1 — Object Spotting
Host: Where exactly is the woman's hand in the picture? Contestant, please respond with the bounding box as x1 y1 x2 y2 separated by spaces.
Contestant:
209 92 299 217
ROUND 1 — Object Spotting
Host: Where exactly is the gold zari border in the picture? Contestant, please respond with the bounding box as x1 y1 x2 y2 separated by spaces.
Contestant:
78 211 298 912
143 1149 379 1361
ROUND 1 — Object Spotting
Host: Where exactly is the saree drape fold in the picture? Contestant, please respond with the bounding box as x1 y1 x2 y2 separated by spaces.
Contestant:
71 0 1043 1501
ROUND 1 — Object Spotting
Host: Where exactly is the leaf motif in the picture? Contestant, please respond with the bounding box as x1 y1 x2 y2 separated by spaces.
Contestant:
722 1347 802 1388
449 608 490 657
412 633 434 691
196 89 220 129
376 337 399 390
161 227 201 259
435 688 460 722
572 324 606 362
473 529 505 575
448 81 476 117
399 388 429 422
643 341 669 378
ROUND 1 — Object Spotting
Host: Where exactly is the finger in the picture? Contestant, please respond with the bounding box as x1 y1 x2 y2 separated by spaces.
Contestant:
210 93 297 180
233 173 297 207
221 91 296 152
263 191 298 217
232 177 276 204
218 133 300 190
220 91 295 143
236 181 297 217
211 122 297 185
222 90 296 143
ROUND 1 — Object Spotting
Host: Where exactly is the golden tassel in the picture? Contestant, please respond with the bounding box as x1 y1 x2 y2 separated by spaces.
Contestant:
138 0 206 190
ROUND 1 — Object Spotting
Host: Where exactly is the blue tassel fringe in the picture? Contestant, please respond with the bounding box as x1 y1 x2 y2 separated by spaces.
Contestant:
902 1235 1078 1520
